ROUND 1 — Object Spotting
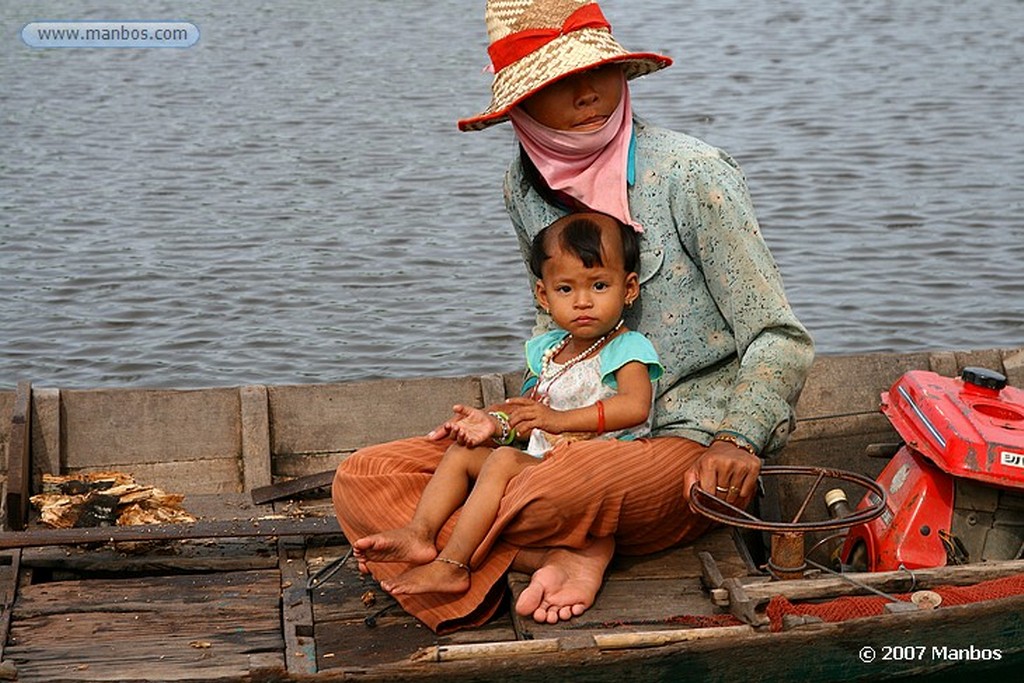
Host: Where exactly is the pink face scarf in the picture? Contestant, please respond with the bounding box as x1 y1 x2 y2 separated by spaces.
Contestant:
509 73 641 232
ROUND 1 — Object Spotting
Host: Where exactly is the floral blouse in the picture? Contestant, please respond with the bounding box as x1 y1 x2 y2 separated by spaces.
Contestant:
503 119 815 455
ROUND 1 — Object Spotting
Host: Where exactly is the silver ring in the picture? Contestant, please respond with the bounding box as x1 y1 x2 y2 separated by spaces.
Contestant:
715 486 729 493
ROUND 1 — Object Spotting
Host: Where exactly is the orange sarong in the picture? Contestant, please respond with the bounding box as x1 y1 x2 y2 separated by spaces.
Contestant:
332 435 712 633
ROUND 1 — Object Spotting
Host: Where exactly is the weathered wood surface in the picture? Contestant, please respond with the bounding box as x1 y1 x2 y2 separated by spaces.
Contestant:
240 384 273 492
308 543 520 673
252 469 335 504
20 539 280 576
738 558 1024 603
280 537 318 675
268 376 485 455
5 570 285 682
61 387 242 468
4 382 31 530
0 515 341 550
0 551 20 662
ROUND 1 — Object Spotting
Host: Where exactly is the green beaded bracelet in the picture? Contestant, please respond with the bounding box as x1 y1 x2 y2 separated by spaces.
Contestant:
488 411 517 446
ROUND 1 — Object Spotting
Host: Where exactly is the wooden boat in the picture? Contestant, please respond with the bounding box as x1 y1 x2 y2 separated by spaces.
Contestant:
1 346 1023 682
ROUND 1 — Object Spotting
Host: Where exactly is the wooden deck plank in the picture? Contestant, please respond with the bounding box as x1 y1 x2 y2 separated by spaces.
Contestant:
307 541 520 672
5 569 284 682
607 528 751 581
510 576 724 639
309 550 394 624
0 515 341 550
309 547 444 671
181 491 270 517
20 538 280 576
310 529 748 647
253 469 335 505
280 538 318 675
0 550 20 662
11 569 278 617
314 607 519 673
315 617 440 670
508 528 749 640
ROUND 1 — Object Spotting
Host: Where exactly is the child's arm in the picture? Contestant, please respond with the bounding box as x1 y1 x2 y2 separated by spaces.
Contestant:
506 360 653 435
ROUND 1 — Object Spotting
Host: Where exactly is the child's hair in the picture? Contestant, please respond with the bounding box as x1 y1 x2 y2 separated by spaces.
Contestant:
529 213 640 279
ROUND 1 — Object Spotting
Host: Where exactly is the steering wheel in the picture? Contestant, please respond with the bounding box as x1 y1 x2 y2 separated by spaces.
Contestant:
689 465 888 579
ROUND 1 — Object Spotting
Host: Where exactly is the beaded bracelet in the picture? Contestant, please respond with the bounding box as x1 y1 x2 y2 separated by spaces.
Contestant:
712 432 759 457
434 556 470 573
488 411 517 446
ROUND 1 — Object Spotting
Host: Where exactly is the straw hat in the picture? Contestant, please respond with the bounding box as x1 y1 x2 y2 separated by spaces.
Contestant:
458 0 672 132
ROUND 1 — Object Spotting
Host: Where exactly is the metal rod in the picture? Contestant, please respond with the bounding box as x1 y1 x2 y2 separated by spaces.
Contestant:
790 469 826 525
804 558 903 603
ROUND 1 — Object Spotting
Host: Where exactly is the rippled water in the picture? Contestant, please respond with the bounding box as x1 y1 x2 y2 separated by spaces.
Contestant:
2 0 1022 389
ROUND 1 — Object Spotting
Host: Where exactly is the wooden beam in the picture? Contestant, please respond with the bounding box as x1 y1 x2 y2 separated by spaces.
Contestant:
30 388 60 486
479 373 508 408
251 469 335 505
738 558 1024 603
0 550 21 661
240 385 272 492
279 538 317 675
4 381 31 531
0 516 341 550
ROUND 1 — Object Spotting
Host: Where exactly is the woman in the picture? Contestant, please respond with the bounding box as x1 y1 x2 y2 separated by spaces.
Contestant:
333 0 814 633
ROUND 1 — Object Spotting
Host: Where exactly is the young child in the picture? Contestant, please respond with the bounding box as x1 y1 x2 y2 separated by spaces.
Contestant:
352 211 662 595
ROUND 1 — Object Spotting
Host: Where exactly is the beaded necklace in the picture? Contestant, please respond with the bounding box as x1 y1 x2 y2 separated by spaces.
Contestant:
531 319 624 401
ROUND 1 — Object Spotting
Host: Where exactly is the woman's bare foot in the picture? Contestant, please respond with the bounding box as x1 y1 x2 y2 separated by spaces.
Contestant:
381 558 471 595
352 525 437 570
513 536 615 624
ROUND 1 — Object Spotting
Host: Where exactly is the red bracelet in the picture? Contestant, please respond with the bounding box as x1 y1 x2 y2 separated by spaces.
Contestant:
596 400 605 435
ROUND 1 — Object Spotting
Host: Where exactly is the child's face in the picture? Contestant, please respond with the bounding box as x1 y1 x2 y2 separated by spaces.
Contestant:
519 63 623 132
535 229 638 342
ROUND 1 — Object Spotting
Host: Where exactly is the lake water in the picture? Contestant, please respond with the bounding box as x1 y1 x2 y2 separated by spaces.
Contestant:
2 0 1022 390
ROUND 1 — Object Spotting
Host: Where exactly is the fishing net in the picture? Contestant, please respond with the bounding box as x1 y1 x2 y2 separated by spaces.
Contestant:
765 572 1024 632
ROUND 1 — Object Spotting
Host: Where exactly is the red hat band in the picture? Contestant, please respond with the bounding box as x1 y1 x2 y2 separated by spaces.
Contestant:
487 4 611 73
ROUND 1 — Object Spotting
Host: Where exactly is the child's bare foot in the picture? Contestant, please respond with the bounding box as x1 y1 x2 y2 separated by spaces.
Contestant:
381 557 471 595
352 525 437 567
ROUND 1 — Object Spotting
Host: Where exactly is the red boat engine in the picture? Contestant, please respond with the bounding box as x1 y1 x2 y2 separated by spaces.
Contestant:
838 367 1024 572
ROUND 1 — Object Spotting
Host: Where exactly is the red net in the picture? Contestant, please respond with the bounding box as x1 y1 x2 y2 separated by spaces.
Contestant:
765 572 1024 632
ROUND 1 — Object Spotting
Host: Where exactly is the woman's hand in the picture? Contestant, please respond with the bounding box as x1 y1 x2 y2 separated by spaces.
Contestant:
427 404 497 447
682 440 761 507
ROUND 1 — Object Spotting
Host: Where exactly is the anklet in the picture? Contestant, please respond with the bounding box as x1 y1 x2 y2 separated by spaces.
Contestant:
434 556 470 573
